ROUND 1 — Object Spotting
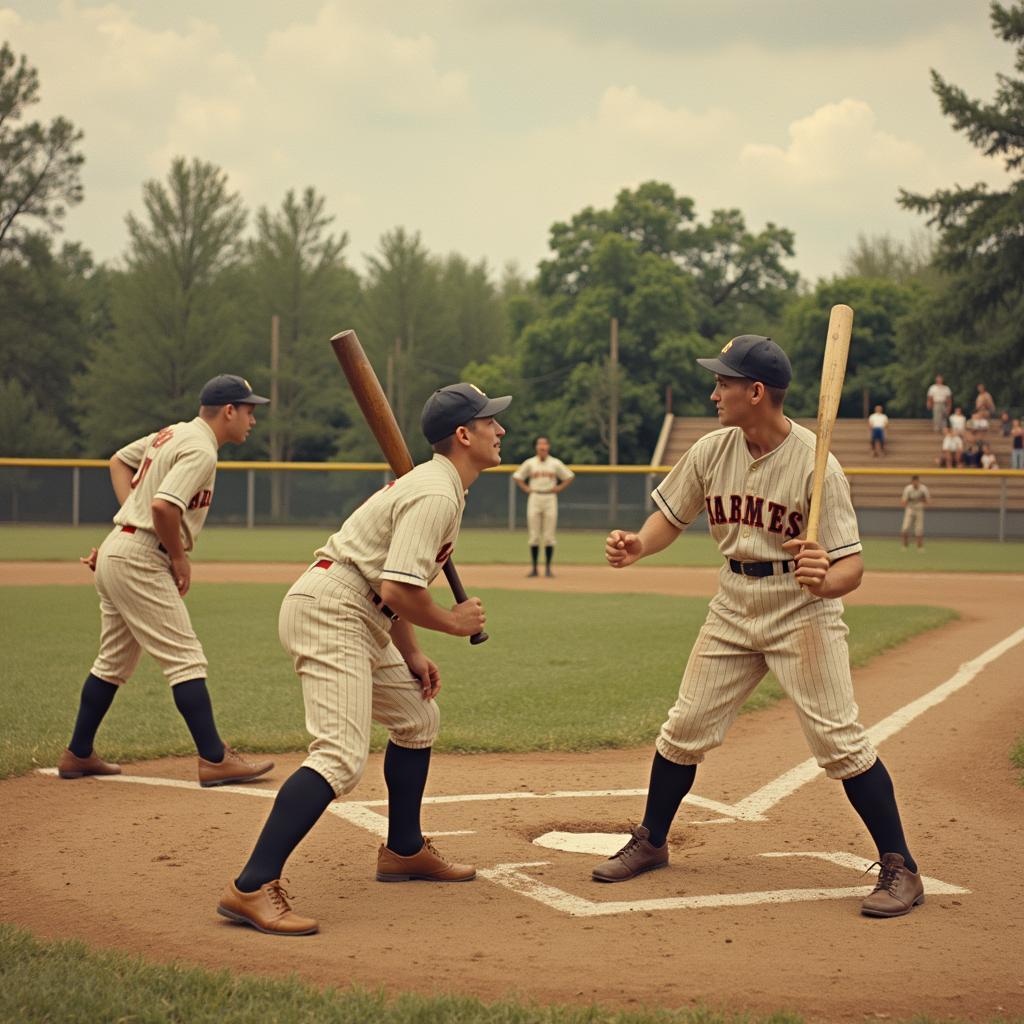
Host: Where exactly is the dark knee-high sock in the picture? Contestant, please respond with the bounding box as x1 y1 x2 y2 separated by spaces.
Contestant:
68 674 119 757
235 767 335 892
544 545 554 569
530 545 539 570
842 758 916 872
641 751 697 847
384 741 431 856
171 678 225 762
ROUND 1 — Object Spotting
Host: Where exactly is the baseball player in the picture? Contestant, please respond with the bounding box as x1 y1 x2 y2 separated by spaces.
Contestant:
594 336 924 919
900 475 930 550
217 382 511 936
60 375 275 788
513 436 575 577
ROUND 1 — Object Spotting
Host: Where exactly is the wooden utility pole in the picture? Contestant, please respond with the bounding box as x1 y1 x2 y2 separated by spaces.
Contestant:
270 314 282 520
609 317 619 523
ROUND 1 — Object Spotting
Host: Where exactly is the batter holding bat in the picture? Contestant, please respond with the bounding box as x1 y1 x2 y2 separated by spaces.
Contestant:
218 380 511 936
593 326 925 919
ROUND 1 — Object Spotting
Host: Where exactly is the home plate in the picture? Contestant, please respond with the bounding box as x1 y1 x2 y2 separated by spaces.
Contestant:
533 831 630 856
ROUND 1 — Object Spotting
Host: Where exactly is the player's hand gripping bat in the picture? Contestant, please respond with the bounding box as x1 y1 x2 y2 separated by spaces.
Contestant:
330 329 488 645
806 303 854 546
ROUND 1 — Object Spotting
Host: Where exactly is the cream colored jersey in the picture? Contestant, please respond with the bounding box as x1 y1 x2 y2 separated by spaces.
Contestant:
317 454 465 590
901 483 930 508
112 417 219 553
652 420 862 564
512 455 574 493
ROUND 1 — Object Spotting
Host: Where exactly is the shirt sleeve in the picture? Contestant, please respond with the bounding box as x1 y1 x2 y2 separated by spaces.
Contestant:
652 443 705 529
901 486 911 501
815 458 862 560
154 448 218 512
114 433 153 469
512 460 530 481
382 493 460 588
555 460 575 482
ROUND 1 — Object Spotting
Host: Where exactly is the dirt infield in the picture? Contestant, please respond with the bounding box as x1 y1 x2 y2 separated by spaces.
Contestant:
2 564 1023 1021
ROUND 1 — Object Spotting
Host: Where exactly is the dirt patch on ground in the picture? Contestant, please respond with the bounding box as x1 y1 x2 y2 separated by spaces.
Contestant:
2 565 1023 1021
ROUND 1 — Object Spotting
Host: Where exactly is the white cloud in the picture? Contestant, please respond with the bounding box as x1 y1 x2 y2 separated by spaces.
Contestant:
595 86 734 148
741 99 925 185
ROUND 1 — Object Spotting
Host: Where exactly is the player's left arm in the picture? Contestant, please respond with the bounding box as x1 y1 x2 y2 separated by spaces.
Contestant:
389 619 440 700
553 463 575 494
782 539 863 598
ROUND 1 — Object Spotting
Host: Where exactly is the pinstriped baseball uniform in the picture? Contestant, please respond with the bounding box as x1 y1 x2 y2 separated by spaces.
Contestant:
513 454 574 546
651 419 876 779
91 418 219 687
281 454 465 796
900 482 929 537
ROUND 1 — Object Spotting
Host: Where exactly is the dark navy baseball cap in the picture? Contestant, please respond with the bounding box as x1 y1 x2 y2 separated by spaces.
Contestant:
199 374 270 406
696 335 792 389
421 383 512 444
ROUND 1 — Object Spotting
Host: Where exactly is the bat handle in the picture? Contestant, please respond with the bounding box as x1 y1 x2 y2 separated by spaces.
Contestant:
441 560 489 646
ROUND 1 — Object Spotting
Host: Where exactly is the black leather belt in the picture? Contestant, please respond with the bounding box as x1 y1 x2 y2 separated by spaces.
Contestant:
728 558 792 578
313 559 400 621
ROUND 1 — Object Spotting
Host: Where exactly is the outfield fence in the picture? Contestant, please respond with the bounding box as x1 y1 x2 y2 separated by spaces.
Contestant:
1 459 1022 540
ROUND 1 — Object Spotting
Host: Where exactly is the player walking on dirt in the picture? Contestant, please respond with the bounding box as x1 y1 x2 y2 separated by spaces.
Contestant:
217 383 511 936
594 335 925 918
60 375 275 788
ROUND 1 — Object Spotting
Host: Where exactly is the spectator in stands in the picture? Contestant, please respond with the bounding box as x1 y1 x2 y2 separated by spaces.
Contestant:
900 475 930 550
1012 419 1024 470
967 411 989 436
868 404 888 457
998 410 1012 437
975 383 996 419
981 444 999 470
949 406 967 437
926 375 952 432
939 426 962 468
961 440 982 469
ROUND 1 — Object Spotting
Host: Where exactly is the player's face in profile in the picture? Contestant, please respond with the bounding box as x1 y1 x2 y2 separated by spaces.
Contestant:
710 375 752 427
226 403 257 444
467 417 505 467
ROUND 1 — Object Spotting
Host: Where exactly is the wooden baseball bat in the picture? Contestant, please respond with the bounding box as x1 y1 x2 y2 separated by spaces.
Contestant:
805 304 854 544
330 329 488 645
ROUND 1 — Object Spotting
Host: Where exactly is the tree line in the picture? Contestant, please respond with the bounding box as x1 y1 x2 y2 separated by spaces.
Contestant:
2 2 1022 469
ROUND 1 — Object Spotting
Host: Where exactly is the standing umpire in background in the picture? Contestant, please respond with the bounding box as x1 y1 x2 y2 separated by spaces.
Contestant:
594 335 925 919
61 375 275 788
513 436 575 577
218 383 510 936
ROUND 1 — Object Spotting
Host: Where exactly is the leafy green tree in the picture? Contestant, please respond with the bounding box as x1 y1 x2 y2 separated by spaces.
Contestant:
841 231 936 285
0 43 84 252
76 158 247 453
896 1 1024 411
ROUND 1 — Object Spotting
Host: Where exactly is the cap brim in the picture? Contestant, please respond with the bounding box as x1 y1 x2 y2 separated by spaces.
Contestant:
475 395 512 418
696 357 745 378
243 394 271 405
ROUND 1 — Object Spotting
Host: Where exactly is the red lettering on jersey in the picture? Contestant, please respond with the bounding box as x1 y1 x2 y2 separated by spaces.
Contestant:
188 489 212 510
130 457 153 489
767 501 786 533
785 511 804 539
704 497 714 520
435 541 453 564
742 495 764 528
712 496 726 524
728 494 742 523
152 427 175 449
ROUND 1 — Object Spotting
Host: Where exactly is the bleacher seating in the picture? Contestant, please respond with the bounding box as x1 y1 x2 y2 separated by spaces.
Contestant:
659 417 1024 510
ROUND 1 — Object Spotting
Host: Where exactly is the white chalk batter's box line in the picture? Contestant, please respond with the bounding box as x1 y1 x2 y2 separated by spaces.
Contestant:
40 626 1020 915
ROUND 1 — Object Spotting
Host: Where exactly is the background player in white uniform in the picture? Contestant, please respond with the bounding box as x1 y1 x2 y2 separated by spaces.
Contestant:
513 437 575 577
60 375 274 788
593 335 924 919
218 382 511 936
900 476 930 550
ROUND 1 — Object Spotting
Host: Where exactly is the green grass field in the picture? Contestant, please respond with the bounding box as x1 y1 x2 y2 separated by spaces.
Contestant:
1 524 1022 572
0 583 954 778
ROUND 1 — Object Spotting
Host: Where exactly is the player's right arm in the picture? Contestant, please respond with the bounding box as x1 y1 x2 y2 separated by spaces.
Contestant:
606 510 682 568
151 499 191 596
109 456 136 506
379 581 485 636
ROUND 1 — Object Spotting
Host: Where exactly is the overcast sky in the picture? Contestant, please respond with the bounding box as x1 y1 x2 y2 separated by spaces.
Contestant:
0 0 1012 282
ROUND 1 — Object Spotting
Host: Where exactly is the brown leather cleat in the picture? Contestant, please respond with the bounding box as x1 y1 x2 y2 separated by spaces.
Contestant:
592 824 669 882
861 853 925 918
376 838 476 882
198 746 273 787
217 880 318 936
57 748 122 779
